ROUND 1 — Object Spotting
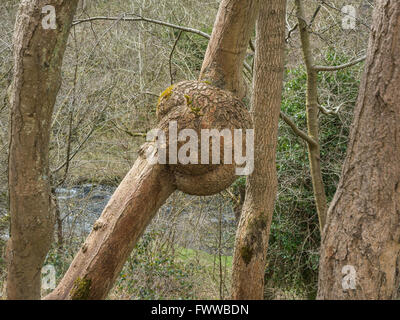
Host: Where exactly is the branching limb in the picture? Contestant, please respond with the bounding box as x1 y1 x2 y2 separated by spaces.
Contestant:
318 102 346 115
295 0 328 230
72 14 211 39
314 55 366 72
280 111 318 147
72 14 254 77
286 23 298 42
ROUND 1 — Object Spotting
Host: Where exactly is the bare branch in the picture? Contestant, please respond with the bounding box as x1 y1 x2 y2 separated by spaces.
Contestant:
279 111 318 147
309 5 322 27
318 100 348 115
110 120 147 138
73 15 253 75
72 14 211 39
51 124 96 175
314 55 366 72
169 30 183 85
286 23 298 42
318 0 372 30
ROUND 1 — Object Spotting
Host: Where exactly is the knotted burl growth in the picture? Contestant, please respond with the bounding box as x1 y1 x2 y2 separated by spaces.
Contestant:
155 80 252 196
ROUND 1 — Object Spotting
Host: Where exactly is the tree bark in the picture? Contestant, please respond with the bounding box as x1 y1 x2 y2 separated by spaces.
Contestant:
295 0 328 231
199 0 260 100
231 0 287 299
45 146 176 299
317 0 400 299
6 0 78 300
46 0 258 300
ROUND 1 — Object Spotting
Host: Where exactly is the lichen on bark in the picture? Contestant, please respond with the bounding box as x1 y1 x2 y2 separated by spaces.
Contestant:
71 277 92 300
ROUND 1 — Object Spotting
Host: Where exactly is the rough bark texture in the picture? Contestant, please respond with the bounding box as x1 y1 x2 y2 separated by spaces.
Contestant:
317 0 400 299
45 150 175 299
199 0 260 100
7 0 78 300
46 80 252 299
295 0 328 231
157 81 252 196
231 0 287 299
46 0 257 300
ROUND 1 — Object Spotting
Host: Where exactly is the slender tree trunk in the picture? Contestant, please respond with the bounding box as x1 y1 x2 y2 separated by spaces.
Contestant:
199 0 260 100
233 184 246 223
317 0 400 299
295 0 328 231
231 0 287 299
46 0 258 300
53 195 64 254
6 0 78 300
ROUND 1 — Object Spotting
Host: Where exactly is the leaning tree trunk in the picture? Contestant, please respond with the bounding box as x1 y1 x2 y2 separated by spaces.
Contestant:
231 0 287 300
6 0 78 300
46 0 259 300
317 0 400 299
199 0 260 100
46 153 176 299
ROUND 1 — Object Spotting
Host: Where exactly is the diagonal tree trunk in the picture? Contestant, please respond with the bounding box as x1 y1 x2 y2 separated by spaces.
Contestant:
317 0 400 299
231 0 287 299
46 0 259 300
6 0 78 300
46 150 176 299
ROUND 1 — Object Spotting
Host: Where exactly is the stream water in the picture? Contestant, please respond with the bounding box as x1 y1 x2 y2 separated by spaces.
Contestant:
1 184 237 255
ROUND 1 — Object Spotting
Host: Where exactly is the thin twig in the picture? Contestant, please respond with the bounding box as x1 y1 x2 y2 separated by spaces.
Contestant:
286 23 298 42
59 27 79 186
110 120 147 138
72 14 255 75
318 102 346 115
309 5 321 27
169 30 183 85
318 0 372 30
72 14 211 39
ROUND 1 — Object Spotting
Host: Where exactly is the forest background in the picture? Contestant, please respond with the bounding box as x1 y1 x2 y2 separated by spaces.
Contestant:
0 0 373 299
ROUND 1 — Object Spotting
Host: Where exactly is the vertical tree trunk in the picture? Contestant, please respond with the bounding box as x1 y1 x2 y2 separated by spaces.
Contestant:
53 195 64 254
199 0 260 100
231 0 287 299
317 0 400 299
295 0 328 231
7 0 78 300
